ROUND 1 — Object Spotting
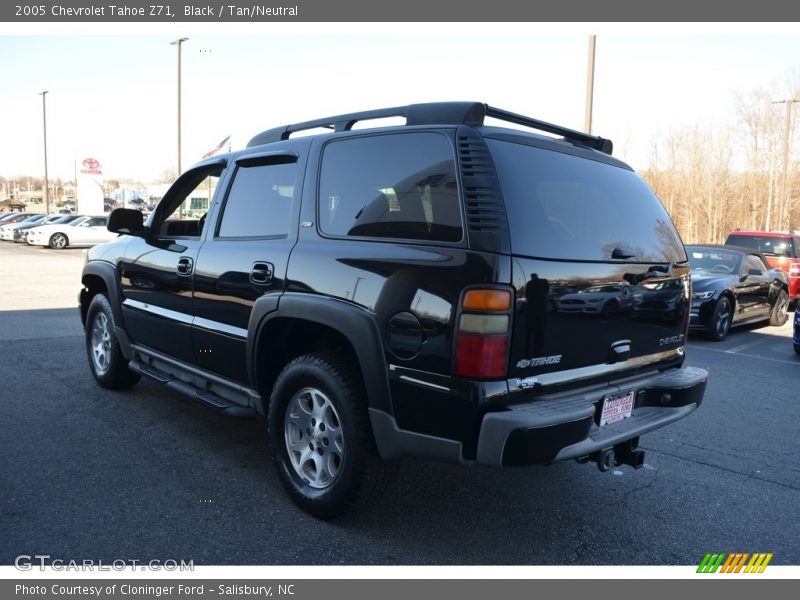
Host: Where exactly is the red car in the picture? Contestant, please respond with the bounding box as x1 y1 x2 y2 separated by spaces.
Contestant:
725 230 800 301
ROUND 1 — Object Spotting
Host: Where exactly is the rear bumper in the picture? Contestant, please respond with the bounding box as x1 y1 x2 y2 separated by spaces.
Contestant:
475 365 707 466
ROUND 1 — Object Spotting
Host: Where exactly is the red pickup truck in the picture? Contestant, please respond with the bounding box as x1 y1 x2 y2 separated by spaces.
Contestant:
725 230 800 300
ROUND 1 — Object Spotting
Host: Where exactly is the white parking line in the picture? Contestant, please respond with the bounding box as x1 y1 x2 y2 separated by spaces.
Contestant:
691 344 800 366
724 338 774 354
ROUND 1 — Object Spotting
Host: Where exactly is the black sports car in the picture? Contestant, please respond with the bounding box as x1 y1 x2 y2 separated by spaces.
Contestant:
687 244 789 340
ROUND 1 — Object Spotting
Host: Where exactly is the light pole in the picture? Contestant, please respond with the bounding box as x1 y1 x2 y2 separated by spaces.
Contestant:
773 98 799 229
584 35 596 134
39 90 50 213
170 37 188 176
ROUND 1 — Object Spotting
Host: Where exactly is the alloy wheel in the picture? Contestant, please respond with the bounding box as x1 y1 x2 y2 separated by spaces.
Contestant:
90 312 112 375
284 386 345 489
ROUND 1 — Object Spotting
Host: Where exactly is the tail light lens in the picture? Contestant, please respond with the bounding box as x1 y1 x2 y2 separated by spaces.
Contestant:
789 262 800 278
454 288 512 379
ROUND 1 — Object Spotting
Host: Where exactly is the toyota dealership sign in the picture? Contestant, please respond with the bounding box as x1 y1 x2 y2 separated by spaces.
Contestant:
77 157 104 215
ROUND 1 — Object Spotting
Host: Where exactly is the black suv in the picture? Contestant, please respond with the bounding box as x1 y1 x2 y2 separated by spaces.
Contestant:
80 102 707 517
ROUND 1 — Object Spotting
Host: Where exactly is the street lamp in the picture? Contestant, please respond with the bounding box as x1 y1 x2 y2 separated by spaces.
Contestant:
772 98 799 230
584 35 596 134
170 37 189 176
39 90 50 213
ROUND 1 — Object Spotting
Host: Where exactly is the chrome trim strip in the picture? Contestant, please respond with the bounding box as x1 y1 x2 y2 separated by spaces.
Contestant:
515 348 684 389
398 375 451 392
192 316 248 339
122 298 247 339
122 298 193 325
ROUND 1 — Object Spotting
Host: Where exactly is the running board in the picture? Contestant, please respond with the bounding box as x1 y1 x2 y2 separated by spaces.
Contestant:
129 345 260 419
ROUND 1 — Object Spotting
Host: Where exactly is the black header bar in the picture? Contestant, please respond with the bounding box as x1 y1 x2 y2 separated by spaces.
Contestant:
2 0 800 22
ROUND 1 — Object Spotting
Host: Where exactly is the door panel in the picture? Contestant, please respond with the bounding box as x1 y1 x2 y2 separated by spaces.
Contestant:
117 163 226 363
192 240 292 382
119 237 201 362
191 154 299 384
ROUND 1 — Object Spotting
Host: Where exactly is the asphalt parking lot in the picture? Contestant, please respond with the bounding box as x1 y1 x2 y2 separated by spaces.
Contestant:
1 241 798 566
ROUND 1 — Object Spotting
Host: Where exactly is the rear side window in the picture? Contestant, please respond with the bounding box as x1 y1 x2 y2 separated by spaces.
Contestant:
318 132 462 242
486 138 686 263
725 234 795 258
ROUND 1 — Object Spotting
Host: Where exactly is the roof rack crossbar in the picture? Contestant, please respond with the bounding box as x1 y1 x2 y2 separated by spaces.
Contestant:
247 106 409 147
485 105 613 155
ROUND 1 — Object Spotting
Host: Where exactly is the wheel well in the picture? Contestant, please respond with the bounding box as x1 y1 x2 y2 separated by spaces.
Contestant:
80 274 108 325
721 290 736 311
255 318 363 413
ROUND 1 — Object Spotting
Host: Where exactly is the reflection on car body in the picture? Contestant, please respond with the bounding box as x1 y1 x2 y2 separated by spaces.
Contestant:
631 277 686 323
557 283 632 317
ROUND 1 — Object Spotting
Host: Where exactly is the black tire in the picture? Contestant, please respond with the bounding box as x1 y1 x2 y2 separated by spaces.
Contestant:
705 296 732 341
85 294 140 390
769 289 789 326
267 353 390 518
49 232 68 249
601 299 619 318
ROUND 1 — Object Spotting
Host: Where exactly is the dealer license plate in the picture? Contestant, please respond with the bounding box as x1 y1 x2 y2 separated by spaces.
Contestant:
600 389 635 426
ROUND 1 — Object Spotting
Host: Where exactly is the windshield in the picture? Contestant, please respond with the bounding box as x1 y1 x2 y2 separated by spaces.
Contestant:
51 215 78 224
687 247 742 273
726 234 793 257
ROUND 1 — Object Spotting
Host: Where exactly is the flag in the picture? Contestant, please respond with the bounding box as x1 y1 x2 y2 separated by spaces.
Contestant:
202 135 231 159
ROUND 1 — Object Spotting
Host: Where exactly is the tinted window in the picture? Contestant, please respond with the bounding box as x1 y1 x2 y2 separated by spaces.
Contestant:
743 254 767 274
725 234 795 258
218 162 296 238
487 138 686 262
319 133 462 242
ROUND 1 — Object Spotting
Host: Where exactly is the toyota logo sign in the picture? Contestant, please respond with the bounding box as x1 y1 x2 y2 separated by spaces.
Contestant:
82 158 100 170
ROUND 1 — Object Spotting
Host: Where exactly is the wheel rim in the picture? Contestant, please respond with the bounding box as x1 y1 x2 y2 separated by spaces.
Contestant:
52 234 66 248
284 387 345 489
776 294 788 323
715 301 731 337
90 312 112 375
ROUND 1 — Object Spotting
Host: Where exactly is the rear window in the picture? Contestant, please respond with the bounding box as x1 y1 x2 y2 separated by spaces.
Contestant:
725 234 796 258
486 138 686 263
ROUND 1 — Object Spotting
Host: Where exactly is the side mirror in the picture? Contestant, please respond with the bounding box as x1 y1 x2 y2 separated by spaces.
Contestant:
108 208 146 236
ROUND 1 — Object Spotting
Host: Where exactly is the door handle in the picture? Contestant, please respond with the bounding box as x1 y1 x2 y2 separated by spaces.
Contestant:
250 262 274 285
177 256 194 276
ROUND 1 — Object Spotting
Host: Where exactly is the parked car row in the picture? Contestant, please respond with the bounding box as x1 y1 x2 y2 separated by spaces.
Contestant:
0 212 117 249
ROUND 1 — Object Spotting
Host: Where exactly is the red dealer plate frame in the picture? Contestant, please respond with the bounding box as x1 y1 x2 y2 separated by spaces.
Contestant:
600 389 635 426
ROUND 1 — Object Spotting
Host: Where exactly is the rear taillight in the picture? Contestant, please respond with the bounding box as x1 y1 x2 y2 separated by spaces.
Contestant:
454 288 512 379
789 262 800 278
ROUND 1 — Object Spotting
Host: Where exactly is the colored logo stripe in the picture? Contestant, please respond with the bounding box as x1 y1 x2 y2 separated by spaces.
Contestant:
697 553 726 573
697 552 773 573
745 553 773 573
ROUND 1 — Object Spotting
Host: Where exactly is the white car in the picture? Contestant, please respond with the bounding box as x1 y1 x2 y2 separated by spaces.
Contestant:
26 215 117 249
0 214 46 240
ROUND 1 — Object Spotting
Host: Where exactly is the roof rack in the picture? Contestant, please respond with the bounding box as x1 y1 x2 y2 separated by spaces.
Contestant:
246 102 613 155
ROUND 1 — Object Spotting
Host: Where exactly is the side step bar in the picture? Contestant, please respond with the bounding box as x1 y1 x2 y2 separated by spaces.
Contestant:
129 345 260 419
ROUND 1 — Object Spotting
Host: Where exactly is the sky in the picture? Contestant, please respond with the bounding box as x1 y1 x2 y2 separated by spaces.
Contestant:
1 24 800 183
